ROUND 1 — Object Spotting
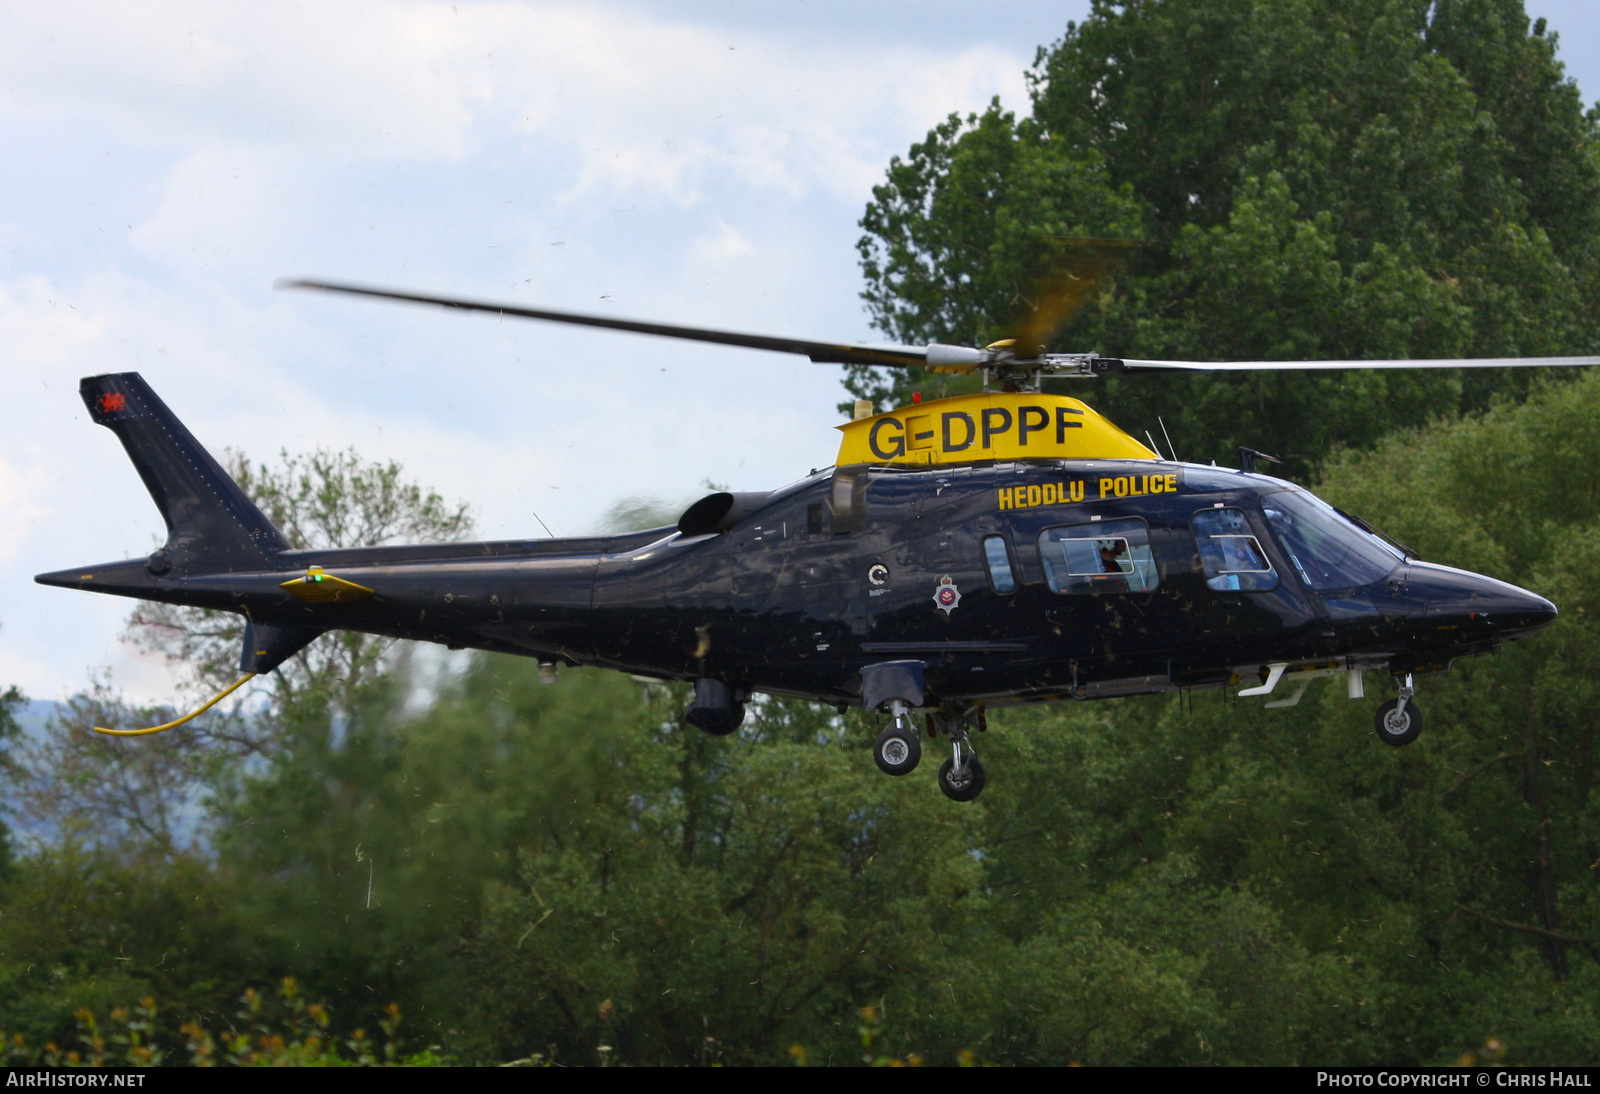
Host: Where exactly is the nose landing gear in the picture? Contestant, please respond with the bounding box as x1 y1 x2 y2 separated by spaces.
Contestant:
870 702 990 799
929 705 987 802
937 745 987 802
1375 674 1423 746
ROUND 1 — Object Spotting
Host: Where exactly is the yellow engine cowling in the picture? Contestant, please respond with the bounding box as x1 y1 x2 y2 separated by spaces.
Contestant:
835 392 1156 467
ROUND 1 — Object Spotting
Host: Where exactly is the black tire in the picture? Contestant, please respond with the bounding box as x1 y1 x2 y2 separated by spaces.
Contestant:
874 726 921 776
687 703 744 737
1374 698 1422 746
937 755 987 802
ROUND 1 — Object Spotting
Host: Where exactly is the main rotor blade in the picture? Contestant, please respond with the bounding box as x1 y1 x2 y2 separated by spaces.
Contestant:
278 278 931 369
1117 355 1600 372
1009 238 1138 355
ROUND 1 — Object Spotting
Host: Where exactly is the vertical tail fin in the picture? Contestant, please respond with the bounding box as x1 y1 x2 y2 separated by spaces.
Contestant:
81 373 290 571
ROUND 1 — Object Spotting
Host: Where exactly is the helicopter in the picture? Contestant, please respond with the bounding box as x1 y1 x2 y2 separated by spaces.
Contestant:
35 275 1593 802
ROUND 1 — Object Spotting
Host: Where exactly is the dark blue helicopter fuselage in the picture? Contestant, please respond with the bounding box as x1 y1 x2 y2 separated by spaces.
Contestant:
44 441 1556 710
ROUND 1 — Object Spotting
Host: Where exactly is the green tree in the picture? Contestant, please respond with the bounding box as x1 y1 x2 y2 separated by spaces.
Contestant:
936 375 1600 1065
1314 371 1600 994
207 660 648 1046
462 687 985 1065
855 0 1600 475
0 685 24 883
0 449 480 1053
7 450 475 859
127 447 474 734
853 103 1144 407
9 682 234 856
0 843 260 1049
208 651 987 1065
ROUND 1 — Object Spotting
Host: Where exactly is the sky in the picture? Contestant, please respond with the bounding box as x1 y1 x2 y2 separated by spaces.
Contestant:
3 0 1597 705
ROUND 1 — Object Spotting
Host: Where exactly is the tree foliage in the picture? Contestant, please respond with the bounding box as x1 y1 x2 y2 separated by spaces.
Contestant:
6 451 476 863
9 370 1600 1066
127 447 474 727
0 685 23 882
854 0 1600 476
9 682 236 856
0 982 439 1067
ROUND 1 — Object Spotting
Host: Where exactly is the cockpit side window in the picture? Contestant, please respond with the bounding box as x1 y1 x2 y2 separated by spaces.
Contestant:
1192 507 1278 592
982 535 1017 594
829 469 866 532
1038 518 1159 595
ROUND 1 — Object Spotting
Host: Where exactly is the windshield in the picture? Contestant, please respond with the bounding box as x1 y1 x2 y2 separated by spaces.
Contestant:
1261 490 1402 591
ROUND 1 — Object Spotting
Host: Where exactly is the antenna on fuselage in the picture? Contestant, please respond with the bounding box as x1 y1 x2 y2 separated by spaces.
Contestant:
1238 447 1281 474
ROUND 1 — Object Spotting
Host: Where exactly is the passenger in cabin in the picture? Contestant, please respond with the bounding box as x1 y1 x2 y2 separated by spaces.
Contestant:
1099 539 1128 573
1096 539 1132 591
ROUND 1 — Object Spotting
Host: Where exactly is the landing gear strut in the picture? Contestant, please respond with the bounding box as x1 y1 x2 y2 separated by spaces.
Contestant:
858 659 990 799
929 705 987 802
1375 673 1423 746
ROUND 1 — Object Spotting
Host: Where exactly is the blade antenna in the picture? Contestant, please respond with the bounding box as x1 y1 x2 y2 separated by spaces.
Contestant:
1159 417 1178 463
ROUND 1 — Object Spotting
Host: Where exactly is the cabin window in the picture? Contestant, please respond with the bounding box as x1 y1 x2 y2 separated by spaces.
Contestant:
828 469 866 533
1192 507 1278 591
982 535 1017 594
1038 518 1159 595
806 503 823 535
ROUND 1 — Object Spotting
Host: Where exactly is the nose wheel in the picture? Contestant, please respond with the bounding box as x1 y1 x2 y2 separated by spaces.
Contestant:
1375 674 1423 746
937 753 987 801
929 705 988 802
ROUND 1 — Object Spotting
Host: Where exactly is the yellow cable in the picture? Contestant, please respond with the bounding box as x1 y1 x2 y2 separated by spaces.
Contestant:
93 673 256 737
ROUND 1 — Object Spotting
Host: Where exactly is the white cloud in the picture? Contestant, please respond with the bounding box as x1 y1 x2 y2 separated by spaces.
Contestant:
0 1 1040 704
0 2 482 158
0 457 50 564
127 147 303 272
688 220 753 266
0 2 1025 198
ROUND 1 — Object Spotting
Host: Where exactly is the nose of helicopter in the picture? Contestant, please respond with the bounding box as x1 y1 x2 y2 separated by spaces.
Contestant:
1498 589 1558 636
1408 563 1557 640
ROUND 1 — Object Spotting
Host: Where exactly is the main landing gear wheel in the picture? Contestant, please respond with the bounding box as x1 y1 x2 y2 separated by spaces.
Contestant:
695 703 745 737
874 726 922 776
1375 697 1423 746
937 755 987 802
